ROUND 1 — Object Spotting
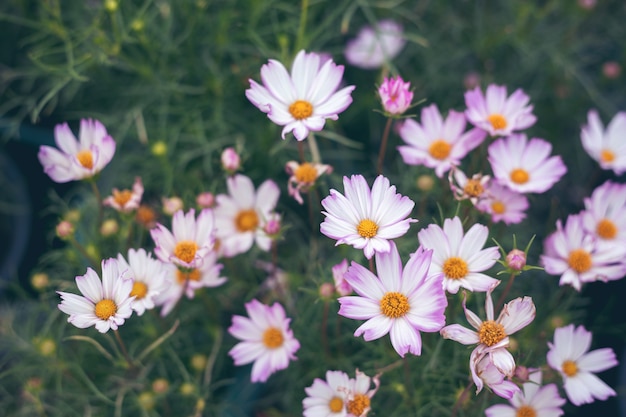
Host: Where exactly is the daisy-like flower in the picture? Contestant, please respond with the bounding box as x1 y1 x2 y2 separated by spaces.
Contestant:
38 118 116 183
540 214 626 291
246 50 355 141
448 168 491 205
214 174 280 257
332 259 352 296
303 370 352 417
417 216 500 294
473 353 520 399
320 175 416 260
547 324 618 406
580 110 626 175
378 75 413 115
581 180 626 244
397 104 487 178
285 160 333 205
103 177 144 213
116 248 169 316
488 134 567 194
150 208 215 269
485 371 566 417
345 370 380 417
338 242 447 357
464 84 536 137
476 181 529 225
57 258 134 333
440 284 536 380
228 299 300 383
344 20 406 70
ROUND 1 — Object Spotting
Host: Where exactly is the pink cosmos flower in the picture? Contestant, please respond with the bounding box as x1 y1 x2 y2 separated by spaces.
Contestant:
448 168 490 205
228 299 300 383
485 371 566 417
303 370 352 417
344 20 406 70
540 214 626 291
150 208 216 270
332 259 352 296
344 370 380 417
581 180 626 244
38 119 116 183
103 177 143 213
488 134 567 194
547 324 618 406
473 353 520 399
285 160 333 205
580 110 626 175
397 104 487 178
338 243 447 357
417 216 500 294
116 248 169 316
378 75 413 115
214 174 280 257
57 258 134 333
464 84 536 137
476 181 529 225
246 50 355 141
320 175 416 259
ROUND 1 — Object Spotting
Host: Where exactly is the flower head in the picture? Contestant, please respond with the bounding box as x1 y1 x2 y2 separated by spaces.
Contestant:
448 168 490 205
378 75 413 115
475 181 529 225
228 299 300 383
285 160 333 205
116 248 169 316
38 119 116 183
581 180 626 244
57 259 134 333
338 242 447 357
464 84 536 137
547 324 618 406
221 147 241 173
344 20 405 69
320 175 416 259
246 50 355 141
581 110 626 175
103 177 144 213
473 352 521 399
332 259 352 296
303 370 351 417
345 370 380 417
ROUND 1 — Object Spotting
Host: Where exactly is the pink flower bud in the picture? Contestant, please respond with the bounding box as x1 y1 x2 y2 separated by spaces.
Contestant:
264 213 281 236
332 259 352 296
602 61 621 79
221 147 241 172
196 192 215 208
319 282 335 298
56 220 74 239
506 249 526 271
514 365 530 382
162 197 184 216
378 75 413 115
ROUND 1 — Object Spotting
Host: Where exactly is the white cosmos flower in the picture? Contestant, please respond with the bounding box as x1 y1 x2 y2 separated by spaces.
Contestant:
116 248 169 316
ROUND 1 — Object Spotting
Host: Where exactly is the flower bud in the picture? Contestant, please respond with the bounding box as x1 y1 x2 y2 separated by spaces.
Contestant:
416 175 435 192
162 197 184 216
221 147 241 173
56 220 74 239
138 392 155 410
196 192 215 208
514 365 530 382
263 213 281 236
190 354 207 372
151 141 167 157
152 378 169 394
506 249 526 271
31 273 49 290
100 219 119 236
602 61 621 79
319 282 335 298
378 75 413 115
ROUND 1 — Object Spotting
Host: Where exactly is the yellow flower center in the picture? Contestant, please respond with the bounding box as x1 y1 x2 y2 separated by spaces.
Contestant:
428 139 452 160
357 219 378 238
478 320 506 347
491 201 506 214
113 189 133 206
76 149 94 169
129 281 148 299
596 218 617 239
567 249 592 273
442 257 468 280
463 179 484 198
294 163 318 183
487 113 507 130
289 100 313 120
380 292 410 318
94 299 117 320
516 405 537 417
262 327 284 349
510 168 529 184
347 394 370 417
328 396 344 413
235 209 259 232
600 149 615 163
176 268 202 284
562 360 578 377
174 240 198 263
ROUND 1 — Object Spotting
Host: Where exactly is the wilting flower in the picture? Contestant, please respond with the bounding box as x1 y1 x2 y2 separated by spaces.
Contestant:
540 214 626 291
221 147 241 173
547 324 618 406
246 50 355 141
303 370 351 417
378 75 413 115
417 216 500 294
488 134 567 194
338 243 447 357
345 370 380 417
228 299 300 383
332 259 352 296
116 248 169 316
57 258 134 333
320 175 416 259
398 104 487 178
448 168 490 204
285 161 333 205
38 119 116 183
464 84 536 137
214 174 280 257
476 181 529 225
150 208 216 270
103 177 144 213
581 180 626 245
473 353 521 399
580 110 626 175
344 20 405 69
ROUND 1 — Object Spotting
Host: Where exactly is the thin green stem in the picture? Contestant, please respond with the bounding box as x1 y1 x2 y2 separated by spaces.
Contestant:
88 178 104 230
496 273 516 312
377 117 393 175
68 236 99 271
451 379 473 417
114 329 135 369
295 0 310 52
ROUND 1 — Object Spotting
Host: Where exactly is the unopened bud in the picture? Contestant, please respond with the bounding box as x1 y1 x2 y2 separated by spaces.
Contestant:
514 365 530 382
506 249 526 271
319 282 335 298
56 221 74 239
190 354 207 372
221 147 241 173
196 192 215 208
162 197 183 216
151 141 167 157
264 214 281 236
31 273 49 290
100 219 119 236
138 392 155 410
416 175 435 192
152 378 169 394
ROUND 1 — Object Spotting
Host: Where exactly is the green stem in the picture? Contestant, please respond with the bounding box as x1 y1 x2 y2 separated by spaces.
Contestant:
377 117 393 175
295 0 310 52
68 236 99 271
88 178 104 230
451 380 473 417
114 329 135 369
496 273 516 313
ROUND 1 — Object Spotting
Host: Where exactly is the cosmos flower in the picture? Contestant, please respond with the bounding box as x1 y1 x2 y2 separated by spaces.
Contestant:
332 259 352 296
378 75 413 115
344 370 380 417
246 50 355 141
213 174 280 257
320 174 416 260
476 181 529 225
581 180 626 244
57 258 134 333
448 168 491 205
285 160 333 205
397 104 487 178
116 248 169 316
464 84 536 137
303 370 352 417
473 353 521 399
547 324 618 406
338 243 447 357
417 216 500 294
38 119 116 183
344 20 406 69
103 177 144 213
228 299 300 383
580 110 626 175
